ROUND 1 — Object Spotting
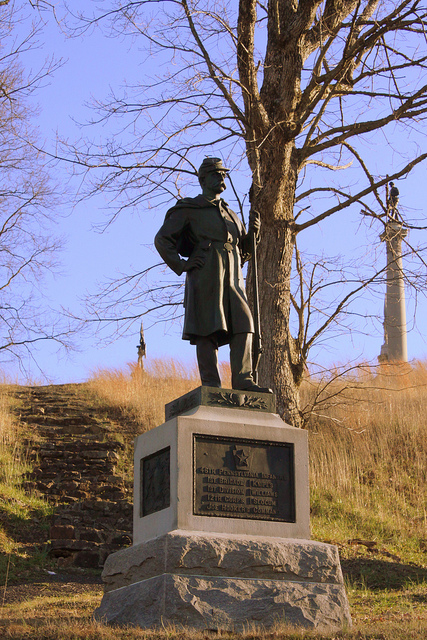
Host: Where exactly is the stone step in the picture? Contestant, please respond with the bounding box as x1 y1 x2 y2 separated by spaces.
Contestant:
28 438 124 450
10 382 133 569
20 415 103 427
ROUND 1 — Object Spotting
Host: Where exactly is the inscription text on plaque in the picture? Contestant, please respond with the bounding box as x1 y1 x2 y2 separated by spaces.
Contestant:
193 435 295 522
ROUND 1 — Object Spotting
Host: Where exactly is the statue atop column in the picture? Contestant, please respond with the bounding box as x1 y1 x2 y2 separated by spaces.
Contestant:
388 181 400 220
379 181 408 363
155 157 272 393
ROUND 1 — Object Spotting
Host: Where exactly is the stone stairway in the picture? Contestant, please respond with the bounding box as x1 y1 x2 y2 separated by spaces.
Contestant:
14 384 133 569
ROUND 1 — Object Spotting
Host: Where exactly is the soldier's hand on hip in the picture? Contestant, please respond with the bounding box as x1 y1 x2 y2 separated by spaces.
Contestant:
183 253 206 271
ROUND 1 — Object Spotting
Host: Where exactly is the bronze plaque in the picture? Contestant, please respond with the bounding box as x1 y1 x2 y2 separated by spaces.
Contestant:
193 435 295 522
141 447 170 517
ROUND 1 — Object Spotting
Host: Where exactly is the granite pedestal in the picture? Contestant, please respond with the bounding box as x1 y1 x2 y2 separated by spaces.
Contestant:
94 387 351 632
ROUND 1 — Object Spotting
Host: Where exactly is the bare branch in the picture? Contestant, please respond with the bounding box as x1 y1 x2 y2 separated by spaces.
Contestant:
295 154 427 232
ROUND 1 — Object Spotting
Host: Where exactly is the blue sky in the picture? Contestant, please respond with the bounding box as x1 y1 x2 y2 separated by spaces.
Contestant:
6 2 427 383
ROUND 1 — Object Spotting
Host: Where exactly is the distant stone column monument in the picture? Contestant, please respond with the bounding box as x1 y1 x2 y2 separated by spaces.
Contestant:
94 388 352 632
379 221 408 363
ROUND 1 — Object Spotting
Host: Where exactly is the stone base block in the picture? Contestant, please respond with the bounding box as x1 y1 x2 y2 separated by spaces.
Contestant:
94 530 352 632
95 573 350 632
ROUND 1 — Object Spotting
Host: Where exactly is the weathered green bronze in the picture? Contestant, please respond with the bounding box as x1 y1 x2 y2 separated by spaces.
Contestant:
155 157 271 393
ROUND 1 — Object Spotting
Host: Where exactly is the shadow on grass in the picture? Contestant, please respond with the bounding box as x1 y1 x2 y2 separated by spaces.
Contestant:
0 503 54 584
342 557 427 590
0 504 51 545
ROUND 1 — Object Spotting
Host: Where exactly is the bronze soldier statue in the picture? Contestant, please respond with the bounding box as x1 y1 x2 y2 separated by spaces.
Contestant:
388 181 400 220
155 157 272 392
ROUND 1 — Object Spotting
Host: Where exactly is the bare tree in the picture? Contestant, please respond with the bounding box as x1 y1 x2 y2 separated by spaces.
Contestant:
0 1 68 369
61 0 427 425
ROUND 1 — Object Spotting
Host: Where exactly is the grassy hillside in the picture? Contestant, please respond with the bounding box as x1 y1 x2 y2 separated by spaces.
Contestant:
306 362 426 562
0 386 55 588
0 359 426 639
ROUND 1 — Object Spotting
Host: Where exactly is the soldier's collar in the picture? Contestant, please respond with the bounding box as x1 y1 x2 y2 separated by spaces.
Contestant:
202 196 228 207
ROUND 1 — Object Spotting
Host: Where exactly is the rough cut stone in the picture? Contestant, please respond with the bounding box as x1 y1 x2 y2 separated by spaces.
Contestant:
94 573 352 632
111 533 132 546
82 450 109 459
96 531 351 632
50 539 97 552
74 549 102 569
79 528 104 543
49 524 75 540
102 530 344 592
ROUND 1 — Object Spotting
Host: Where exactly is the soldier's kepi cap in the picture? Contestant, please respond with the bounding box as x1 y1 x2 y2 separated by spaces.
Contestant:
198 157 230 179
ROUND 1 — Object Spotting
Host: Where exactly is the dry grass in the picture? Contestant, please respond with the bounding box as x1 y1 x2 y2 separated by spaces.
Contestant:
1 610 427 640
1 360 426 639
1 584 426 640
305 361 427 562
0 386 21 488
86 358 427 560
0 384 54 589
86 356 427 563
87 358 231 432
0 385 34 534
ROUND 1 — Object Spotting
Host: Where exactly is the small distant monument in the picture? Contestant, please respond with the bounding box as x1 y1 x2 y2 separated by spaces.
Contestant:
379 181 408 363
136 322 146 369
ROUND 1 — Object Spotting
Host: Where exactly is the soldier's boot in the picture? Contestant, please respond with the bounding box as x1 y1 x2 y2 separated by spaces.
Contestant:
230 333 273 394
196 335 221 387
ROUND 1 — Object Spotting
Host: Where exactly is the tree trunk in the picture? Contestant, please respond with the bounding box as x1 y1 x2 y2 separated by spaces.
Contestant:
248 141 303 427
255 221 302 427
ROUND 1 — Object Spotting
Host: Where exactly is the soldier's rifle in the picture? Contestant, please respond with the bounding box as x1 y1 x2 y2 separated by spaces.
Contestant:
227 174 263 383
250 214 263 384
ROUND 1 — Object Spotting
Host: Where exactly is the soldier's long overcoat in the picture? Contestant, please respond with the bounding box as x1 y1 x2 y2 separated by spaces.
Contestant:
154 195 254 345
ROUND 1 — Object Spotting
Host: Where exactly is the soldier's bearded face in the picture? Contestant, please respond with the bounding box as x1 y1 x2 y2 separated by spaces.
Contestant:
203 170 227 194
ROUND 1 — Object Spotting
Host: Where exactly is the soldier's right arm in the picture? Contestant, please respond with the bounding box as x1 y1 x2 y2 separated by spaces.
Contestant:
155 206 205 274
155 208 188 276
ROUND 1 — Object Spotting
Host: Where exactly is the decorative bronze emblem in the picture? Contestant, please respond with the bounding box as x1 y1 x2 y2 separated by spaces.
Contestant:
165 387 276 420
233 446 249 467
208 391 268 410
